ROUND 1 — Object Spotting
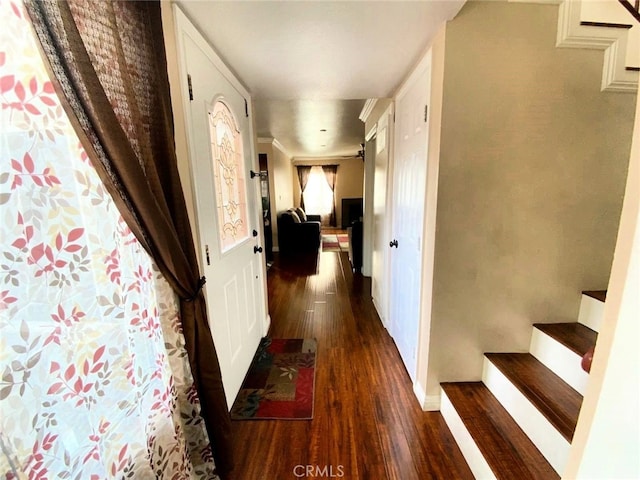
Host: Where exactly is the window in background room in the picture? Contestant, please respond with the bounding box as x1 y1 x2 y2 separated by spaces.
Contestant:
302 166 333 216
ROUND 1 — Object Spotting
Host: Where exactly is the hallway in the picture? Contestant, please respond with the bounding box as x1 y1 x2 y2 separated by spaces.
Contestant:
230 251 473 479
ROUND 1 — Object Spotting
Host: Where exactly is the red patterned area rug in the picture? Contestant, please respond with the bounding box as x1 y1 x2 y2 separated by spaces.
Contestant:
321 233 340 252
322 233 349 252
230 338 317 420
337 234 349 250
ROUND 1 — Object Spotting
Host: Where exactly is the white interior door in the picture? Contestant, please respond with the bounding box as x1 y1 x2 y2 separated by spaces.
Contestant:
389 57 431 382
371 106 393 328
174 7 265 407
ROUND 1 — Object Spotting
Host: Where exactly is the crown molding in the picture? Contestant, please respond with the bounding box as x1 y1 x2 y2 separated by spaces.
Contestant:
292 155 357 163
257 136 292 158
271 138 291 158
359 98 378 123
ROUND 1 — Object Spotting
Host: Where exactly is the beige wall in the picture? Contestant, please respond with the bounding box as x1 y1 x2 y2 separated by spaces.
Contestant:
258 140 294 250
426 1 636 396
292 157 365 228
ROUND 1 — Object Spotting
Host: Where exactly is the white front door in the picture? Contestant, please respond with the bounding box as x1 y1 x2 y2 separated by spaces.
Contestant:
389 55 431 381
174 8 265 407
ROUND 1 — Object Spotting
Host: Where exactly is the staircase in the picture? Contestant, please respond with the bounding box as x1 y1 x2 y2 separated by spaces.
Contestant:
555 0 640 92
441 291 605 479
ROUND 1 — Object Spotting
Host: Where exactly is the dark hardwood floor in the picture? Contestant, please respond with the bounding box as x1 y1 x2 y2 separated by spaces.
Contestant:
229 251 472 480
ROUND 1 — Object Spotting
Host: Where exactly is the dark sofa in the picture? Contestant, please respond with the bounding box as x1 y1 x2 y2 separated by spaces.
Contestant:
277 208 321 254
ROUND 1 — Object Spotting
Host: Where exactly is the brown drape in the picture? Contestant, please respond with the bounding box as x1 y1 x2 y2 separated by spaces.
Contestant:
23 1 234 477
322 165 338 227
296 165 312 210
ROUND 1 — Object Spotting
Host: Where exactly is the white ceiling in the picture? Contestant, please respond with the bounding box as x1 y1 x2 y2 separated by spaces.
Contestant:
175 1 466 157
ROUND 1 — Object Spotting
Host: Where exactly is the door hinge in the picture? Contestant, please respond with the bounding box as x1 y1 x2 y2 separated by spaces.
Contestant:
187 74 193 102
244 98 249 117
424 105 428 123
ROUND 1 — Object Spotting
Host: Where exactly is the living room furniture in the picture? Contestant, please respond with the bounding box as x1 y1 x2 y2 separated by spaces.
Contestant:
277 208 321 254
347 220 363 272
342 198 363 229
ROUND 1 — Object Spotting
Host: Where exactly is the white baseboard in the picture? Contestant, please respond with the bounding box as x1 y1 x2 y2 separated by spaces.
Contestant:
413 383 440 411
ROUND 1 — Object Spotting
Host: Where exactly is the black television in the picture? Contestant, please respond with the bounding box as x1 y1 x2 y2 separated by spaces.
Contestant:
341 198 363 229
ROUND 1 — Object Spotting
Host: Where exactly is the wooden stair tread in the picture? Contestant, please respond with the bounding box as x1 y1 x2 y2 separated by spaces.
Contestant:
582 290 607 302
442 382 559 480
533 322 597 357
485 353 582 442
579 20 632 29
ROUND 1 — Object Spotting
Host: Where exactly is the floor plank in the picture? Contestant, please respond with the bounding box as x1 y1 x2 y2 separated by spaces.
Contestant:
229 251 473 479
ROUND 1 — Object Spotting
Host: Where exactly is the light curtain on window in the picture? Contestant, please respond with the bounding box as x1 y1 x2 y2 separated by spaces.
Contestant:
302 166 335 225
23 0 233 477
322 165 338 227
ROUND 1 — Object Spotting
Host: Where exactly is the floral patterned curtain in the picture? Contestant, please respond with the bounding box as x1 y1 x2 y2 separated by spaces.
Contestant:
0 1 216 478
22 0 234 476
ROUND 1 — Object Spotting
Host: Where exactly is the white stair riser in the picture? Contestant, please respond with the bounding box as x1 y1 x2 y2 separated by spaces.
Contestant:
482 358 570 475
440 389 497 480
530 329 589 395
578 294 605 332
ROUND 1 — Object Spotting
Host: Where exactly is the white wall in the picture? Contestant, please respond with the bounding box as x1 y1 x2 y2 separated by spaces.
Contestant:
362 99 393 282
362 137 376 276
415 24 447 409
161 3 202 267
258 139 294 250
564 82 640 480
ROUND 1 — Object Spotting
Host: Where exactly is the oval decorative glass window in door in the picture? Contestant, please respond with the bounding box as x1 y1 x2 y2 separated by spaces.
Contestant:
208 100 249 252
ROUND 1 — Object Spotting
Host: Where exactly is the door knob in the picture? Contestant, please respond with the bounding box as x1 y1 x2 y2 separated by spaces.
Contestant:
254 245 263 254
389 239 398 248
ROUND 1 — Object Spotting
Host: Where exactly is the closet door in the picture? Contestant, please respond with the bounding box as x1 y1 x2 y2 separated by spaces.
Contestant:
388 55 431 381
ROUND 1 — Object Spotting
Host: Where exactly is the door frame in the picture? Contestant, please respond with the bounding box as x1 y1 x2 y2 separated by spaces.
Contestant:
165 5 271 337
367 103 394 331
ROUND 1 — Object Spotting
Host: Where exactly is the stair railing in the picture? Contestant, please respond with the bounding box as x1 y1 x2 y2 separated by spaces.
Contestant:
619 0 640 23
